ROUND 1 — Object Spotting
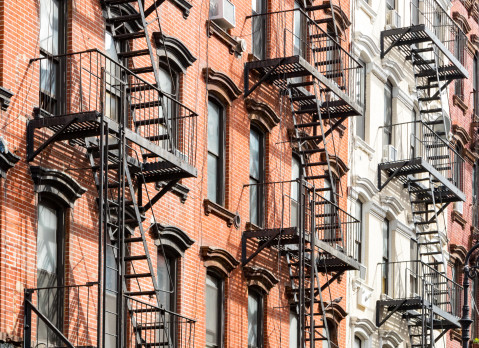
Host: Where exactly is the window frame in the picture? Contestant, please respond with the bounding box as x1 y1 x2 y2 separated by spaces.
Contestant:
474 54 479 116
249 125 265 227
355 58 366 140
252 0 267 60
352 199 363 264
207 97 226 205
383 81 393 146
205 269 225 348
381 219 390 295
39 0 67 116
247 287 264 348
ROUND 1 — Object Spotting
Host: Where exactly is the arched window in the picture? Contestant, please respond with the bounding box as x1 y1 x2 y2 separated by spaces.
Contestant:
248 287 264 348
354 335 363 348
250 126 265 227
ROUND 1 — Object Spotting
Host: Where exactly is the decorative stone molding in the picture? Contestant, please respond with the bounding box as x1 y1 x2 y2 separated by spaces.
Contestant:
382 58 405 85
453 95 468 115
356 0 377 22
30 166 86 208
243 266 278 294
453 12 472 33
153 33 196 73
170 0 193 18
463 147 478 165
352 33 380 62
324 303 347 326
0 87 14 111
323 5 351 34
203 67 242 105
371 62 388 84
200 246 239 277
206 20 243 56
0 148 19 179
379 195 404 217
245 98 280 133
353 136 375 161
156 181 190 203
450 329 462 342
452 124 472 147
350 317 376 336
370 202 387 220
380 330 403 347
324 153 349 178
394 220 414 239
352 175 378 201
152 223 195 257
450 244 467 264
204 199 237 228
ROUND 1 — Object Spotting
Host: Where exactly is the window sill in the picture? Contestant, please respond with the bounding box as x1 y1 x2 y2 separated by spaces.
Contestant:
206 20 243 56
453 95 468 114
156 181 190 203
204 199 238 228
245 221 261 231
450 328 462 342
353 135 375 160
452 210 467 229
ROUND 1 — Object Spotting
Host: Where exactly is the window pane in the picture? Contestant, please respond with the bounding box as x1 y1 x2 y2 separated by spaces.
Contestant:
250 129 261 180
248 293 259 348
293 2 303 56
38 204 58 274
383 83 392 145
208 153 219 203
208 101 221 155
249 179 258 225
159 66 174 95
291 156 300 227
40 0 59 54
354 336 362 348
40 59 57 97
206 274 220 346
289 312 298 348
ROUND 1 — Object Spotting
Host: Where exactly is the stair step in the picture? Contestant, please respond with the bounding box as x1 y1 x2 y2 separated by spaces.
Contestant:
315 59 341 67
418 241 440 246
312 46 337 53
305 161 328 167
124 255 148 261
324 72 343 79
427 155 449 160
292 95 317 102
313 17 334 25
418 96 441 102
135 117 166 127
113 30 146 41
146 134 169 142
125 237 143 243
298 148 325 155
88 143 121 152
305 4 330 11
131 66 155 74
417 83 439 90
424 132 445 137
126 83 158 93
118 49 150 59
425 119 444 125
131 100 162 109
434 165 451 170
420 108 442 114
305 175 329 180
420 251 442 256
295 121 322 128
425 143 448 149
412 47 434 54
413 59 435 65
415 220 435 225
412 210 435 214
315 187 332 192
125 290 156 296
107 13 142 24
125 272 152 279
289 81 314 88
105 0 137 5
309 33 331 39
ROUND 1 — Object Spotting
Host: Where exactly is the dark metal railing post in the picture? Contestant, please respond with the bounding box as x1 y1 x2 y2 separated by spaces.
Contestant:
24 290 32 348
461 243 479 348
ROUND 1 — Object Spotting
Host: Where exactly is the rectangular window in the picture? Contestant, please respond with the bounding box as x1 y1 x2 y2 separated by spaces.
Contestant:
410 239 418 296
474 55 478 116
248 289 264 348
352 200 363 263
206 272 224 348
323 178 337 242
411 0 419 25
39 0 65 115
250 127 264 226
355 59 366 140
252 0 266 60
383 82 393 146
158 251 177 345
208 99 225 205
105 241 118 348
289 311 298 348
290 155 301 227
37 202 64 345
293 2 306 57
381 219 390 294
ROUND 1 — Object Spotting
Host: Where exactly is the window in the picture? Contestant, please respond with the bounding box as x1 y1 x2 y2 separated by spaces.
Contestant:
323 177 338 241
381 219 390 294
410 239 418 296
386 0 395 10
37 201 64 344
354 336 362 348
158 249 178 344
453 144 462 189
39 0 66 115
293 2 306 57
290 155 301 227
158 65 180 148
451 261 461 314
289 311 298 348
104 31 122 123
105 237 118 348
248 288 264 348
208 99 225 205
252 0 267 59
355 59 366 140
250 126 265 226
383 82 393 146
411 0 419 25
206 271 224 348
352 200 363 263
474 55 478 116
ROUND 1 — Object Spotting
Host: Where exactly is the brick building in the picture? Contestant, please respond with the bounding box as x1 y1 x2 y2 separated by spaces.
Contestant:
0 0 363 348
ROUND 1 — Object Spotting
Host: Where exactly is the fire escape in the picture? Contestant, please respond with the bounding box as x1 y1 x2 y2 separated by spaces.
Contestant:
242 1 364 347
24 1 196 347
377 1 467 347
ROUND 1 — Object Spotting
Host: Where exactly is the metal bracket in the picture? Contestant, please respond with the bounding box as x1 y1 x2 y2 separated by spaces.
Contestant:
244 58 286 98
376 299 407 327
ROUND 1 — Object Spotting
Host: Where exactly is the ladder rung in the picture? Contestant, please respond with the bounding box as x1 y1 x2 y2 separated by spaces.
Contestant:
126 83 158 93
113 30 146 41
289 81 314 88
135 117 166 127
131 100 162 109
417 231 439 236
312 46 337 53
420 251 441 256
305 4 329 11
418 96 441 102
315 59 341 67
125 237 143 243
292 95 317 102
417 84 439 90
298 148 325 154
418 241 440 245
305 175 329 180
305 161 328 167
146 134 169 142
420 108 442 114
413 59 435 65
412 210 435 214
313 17 334 25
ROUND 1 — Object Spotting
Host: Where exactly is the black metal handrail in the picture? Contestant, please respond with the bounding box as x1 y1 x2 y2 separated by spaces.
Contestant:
246 8 365 108
381 120 464 192
244 179 360 261
31 49 198 167
126 296 196 348
379 260 463 317
23 283 97 348
408 0 467 66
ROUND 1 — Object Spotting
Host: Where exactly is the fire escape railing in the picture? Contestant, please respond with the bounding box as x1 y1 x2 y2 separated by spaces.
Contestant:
244 180 360 261
23 283 98 348
380 120 464 192
245 9 365 108
379 260 463 317
126 296 196 348
30 49 197 167
408 0 467 66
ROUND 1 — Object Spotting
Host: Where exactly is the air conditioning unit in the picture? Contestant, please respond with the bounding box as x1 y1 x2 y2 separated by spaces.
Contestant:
209 0 236 30
382 144 398 162
454 201 463 214
386 9 401 29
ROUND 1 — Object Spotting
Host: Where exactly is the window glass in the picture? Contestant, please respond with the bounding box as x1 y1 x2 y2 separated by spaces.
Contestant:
383 82 393 146
289 311 298 348
40 0 59 55
352 200 362 263
382 219 389 294
248 289 262 348
252 0 266 59
386 0 395 10
291 155 301 227
105 242 118 348
207 100 224 204
250 127 264 226
354 336 362 348
206 273 222 348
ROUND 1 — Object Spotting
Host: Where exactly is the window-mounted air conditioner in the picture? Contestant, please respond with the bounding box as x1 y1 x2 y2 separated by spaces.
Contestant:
386 9 401 29
209 0 236 30
383 144 398 163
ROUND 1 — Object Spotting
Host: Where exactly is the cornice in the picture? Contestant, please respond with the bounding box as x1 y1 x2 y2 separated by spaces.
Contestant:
206 20 243 56
350 317 376 336
382 58 405 85
370 202 387 220
370 62 388 84
153 223 195 257
245 98 280 133
200 246 239 277
243 266 279 294
450 244 467 263
204 199 238 228
352 175 378 201
452 124 472 146
379 194 404 217
203 67 242 105
153 33 196 73
452 12 472 33
452 210 467 229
